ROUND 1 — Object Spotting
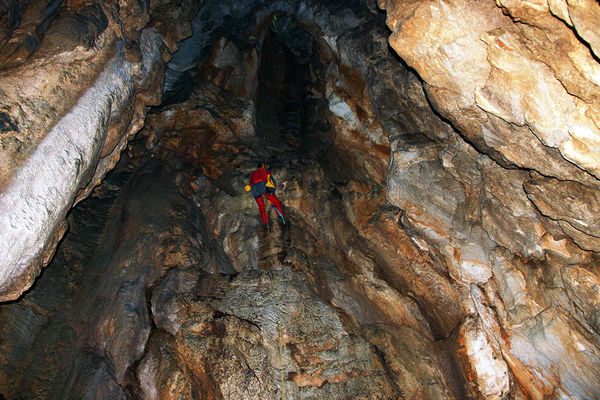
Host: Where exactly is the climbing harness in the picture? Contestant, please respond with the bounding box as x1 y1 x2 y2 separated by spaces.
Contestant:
266 174 276 189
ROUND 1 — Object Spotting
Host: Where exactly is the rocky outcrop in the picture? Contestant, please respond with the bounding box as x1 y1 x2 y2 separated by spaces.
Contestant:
0 0 200 301
379 0 600 180
378 0 600 397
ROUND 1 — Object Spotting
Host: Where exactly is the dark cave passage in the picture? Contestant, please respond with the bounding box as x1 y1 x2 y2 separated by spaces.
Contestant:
254 16 326 165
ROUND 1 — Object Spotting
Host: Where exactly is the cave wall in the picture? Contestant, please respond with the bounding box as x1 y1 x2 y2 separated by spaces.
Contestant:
0 0 201 301
378 0 600 397
0 0 599 399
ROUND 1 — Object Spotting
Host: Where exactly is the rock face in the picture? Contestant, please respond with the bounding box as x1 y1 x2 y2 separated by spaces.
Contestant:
1 0 600 399
378 0 600 397
0 0 200 301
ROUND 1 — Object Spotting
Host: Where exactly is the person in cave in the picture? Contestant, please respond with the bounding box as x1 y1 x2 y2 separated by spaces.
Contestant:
248 162 285 225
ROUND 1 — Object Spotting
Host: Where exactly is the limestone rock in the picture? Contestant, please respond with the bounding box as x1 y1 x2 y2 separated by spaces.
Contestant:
561 264 600 334
0 0 199 301
504 309 600 398
458 317 510 400
138 333 194 400
0 155 203 398
565 0 600 58
0 28 164 301
379 0 600 180
524 173 600 251
201 37 260 99
190 268 399 399
490 250 545 326
478 155 546 258
387 135 465 243
0 0 64 70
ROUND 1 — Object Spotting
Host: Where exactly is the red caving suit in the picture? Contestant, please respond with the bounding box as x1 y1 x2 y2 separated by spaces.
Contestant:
250 167 284 224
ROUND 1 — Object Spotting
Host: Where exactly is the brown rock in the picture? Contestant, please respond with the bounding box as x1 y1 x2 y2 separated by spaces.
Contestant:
380 0 600 180
201 37 260 99
561 264 600 334
565 0 600 58
458 317 510 400
524 173 600 251
0 1 199 300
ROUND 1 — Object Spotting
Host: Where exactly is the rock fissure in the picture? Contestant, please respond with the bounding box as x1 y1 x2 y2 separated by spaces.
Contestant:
525 190 600 240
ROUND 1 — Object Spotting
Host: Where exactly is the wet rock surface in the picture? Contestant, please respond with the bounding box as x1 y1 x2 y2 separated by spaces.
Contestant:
1 0 600 398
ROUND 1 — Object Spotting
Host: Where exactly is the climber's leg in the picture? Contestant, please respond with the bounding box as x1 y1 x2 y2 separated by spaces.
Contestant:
265 193 283 216
255 195 269 224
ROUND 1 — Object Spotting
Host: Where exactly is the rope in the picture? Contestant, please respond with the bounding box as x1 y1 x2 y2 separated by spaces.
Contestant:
274 207 285 224
261 130 284 398
274 268 285 400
